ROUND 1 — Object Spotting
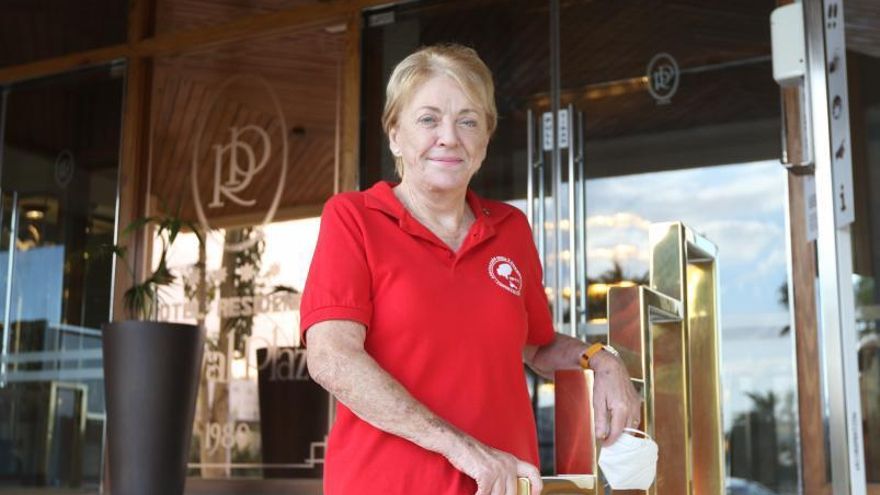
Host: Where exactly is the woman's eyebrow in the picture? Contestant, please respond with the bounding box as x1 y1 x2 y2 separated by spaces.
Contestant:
415 106 441 113
414 106 479 115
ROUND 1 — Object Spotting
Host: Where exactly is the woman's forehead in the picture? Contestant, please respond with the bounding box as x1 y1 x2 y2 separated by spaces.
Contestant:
404 75 480 112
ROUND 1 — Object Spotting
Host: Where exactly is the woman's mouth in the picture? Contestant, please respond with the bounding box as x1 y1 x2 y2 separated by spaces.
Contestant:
429 156 464 166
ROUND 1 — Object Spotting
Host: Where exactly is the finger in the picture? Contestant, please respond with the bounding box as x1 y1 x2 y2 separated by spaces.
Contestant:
517 461 542 495
592 393 610 441
504 473 517 495
529 475 543 495
604 402 628 446
490 477 505 495
475 478 492 495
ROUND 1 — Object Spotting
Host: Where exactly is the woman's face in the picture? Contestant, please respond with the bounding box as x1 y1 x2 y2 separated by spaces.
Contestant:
389 75 490 193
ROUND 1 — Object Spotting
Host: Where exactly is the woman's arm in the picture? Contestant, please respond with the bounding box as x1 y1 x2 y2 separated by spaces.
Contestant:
523 333 641 446
307 319 543 495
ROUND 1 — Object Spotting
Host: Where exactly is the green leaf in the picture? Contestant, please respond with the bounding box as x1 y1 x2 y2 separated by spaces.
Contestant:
150 252 176 287
167 218 182 244
124 283 156 321
117 193 206 320
122 216 158 237
96 243 127 260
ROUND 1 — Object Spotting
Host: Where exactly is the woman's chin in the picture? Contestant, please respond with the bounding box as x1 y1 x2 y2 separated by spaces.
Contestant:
421 173 472 192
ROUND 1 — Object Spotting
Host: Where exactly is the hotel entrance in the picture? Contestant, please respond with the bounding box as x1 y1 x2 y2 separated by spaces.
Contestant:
0 0 877 493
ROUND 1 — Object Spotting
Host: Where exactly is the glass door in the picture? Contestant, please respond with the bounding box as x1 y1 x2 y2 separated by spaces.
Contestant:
827 3 880 490
0 65 123 490
554 1 798 493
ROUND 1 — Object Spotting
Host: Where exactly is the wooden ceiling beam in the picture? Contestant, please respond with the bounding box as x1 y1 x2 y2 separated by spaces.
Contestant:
0 0 390 84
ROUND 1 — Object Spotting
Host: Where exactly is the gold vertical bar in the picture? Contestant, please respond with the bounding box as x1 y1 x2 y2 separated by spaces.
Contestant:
685 236 724 495
647 223 692 495
649 223 686 301
518 478 531 495
608 285 646 495
648 222 724 495
640 287 687 495
609 271 686 495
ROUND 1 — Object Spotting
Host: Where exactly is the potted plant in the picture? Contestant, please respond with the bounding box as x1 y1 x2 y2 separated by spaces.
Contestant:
101 205 206 495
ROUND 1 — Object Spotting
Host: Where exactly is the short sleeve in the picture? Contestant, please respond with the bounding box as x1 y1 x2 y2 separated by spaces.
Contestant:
519 215 555 346
299 196 373 345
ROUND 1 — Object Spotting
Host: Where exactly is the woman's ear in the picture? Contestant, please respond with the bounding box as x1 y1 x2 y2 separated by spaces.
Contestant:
388 127 400 156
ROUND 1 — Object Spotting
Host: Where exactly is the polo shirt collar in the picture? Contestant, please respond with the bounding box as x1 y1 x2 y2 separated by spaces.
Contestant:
363 181 512 244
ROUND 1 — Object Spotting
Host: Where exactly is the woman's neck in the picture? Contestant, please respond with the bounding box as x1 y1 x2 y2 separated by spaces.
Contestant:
395 180 474 249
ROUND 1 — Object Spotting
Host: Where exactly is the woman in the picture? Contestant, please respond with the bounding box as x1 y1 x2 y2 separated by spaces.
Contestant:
301 44 640 495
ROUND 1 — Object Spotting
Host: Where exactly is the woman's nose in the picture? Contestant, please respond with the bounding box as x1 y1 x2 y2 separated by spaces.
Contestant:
436 117 459 147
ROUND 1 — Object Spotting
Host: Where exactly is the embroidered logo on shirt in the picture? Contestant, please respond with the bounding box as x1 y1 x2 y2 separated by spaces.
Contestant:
488 256 523 296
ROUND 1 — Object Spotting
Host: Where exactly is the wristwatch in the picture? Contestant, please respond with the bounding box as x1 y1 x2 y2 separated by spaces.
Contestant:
579 342 619 369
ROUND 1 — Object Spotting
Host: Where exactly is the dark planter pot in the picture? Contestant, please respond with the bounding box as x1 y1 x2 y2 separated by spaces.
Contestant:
256 346 329 479
102 321 204 495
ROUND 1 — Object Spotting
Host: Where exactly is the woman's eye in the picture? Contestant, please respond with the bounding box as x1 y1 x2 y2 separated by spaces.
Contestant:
417 115 437 126
459 119 479 128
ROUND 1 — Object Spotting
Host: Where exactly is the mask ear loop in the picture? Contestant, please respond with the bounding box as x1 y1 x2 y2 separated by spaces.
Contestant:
622 427 652 439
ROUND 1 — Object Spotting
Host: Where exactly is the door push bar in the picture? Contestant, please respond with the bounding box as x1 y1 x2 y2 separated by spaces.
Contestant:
526 105 586 338
518 222 723 495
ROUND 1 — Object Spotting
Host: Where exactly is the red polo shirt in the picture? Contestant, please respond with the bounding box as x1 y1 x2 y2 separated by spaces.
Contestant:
300 181 554 495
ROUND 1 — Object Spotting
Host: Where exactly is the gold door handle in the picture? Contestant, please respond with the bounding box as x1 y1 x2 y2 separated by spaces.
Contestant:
517 475 596 495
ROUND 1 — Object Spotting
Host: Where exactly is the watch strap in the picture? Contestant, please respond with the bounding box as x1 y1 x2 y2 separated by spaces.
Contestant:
579 342 606 369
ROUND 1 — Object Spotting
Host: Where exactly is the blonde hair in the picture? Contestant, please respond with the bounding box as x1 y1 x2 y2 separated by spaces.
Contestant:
382 44 497 176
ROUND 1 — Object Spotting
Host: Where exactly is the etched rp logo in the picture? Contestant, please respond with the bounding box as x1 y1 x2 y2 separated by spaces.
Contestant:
488 256 523 296
646 53 679 105
54 149 75 188
192 74 288 252
209 125 271 209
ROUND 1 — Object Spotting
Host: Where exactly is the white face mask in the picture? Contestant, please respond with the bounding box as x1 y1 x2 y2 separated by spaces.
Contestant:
597 428 659 490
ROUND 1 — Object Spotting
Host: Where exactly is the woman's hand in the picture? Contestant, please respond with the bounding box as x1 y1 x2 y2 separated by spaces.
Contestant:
523 335 642 446
446 438 542 495
588 350 642 446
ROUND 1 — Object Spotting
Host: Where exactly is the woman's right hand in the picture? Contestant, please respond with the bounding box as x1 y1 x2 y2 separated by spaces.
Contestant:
446 437 542 495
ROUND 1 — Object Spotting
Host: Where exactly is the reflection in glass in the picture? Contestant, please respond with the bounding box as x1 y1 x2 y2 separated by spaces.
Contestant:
154 219 322 479
0 66 123 489
148 26 344 480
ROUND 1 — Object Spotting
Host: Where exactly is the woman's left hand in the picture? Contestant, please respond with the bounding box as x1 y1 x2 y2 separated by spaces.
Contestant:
588 350 642 446
524 335 642 446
